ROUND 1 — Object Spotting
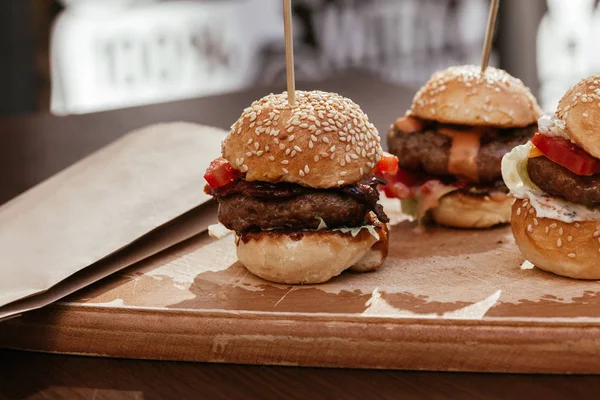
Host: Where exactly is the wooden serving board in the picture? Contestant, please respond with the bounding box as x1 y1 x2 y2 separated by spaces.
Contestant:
3 203 600 374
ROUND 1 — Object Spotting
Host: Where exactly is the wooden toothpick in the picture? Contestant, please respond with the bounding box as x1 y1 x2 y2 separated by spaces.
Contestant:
480 0 500 73
283 0 296 107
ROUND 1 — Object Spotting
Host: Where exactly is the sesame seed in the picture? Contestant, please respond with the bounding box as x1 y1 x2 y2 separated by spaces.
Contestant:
291 150 297 157
300 123 309 129
281 160 289 164
584 113 589 118
594 230 600 238
311 135 318 142
285 149 291 155
517 208 522 216
282 168 289 174
559 227 564 235
268 156 275 161
340 171 347 176
314 155 319 162
247 138 254 145
299 170 305 177
337 180 345 185
308 141 314 149
294 146 302 152
568 253 576 258
330 145 336 152
557 238 562 247
279 143 286 150
550 223 557 229
323 137 330 144
527 224 533 233
254 142 260 149
246 152 252 157
286 126 294 133
288 135 295 141
256 151 263 156
545 227 549 234
533 218 538 226
575 223 581 228
567 236 573 242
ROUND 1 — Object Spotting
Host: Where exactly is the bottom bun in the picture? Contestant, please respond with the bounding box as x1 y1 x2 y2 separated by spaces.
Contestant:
511 199 600 279
235 217 389 284
432 192 514 229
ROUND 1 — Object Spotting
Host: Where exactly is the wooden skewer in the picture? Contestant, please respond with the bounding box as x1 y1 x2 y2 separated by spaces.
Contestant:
283 0 296 107
480 0 500 73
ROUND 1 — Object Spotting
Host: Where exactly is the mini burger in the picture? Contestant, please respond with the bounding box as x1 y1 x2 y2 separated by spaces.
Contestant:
503 74 600 279
204 90 396 284
384 65 542 228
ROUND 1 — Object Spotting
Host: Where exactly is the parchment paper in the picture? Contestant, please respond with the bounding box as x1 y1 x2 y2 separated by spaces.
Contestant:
0 122 225 319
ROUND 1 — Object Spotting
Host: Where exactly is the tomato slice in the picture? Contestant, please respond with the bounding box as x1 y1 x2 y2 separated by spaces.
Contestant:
374 152 399 175
204 158 242 188
380 168 427 199
531 133 599 176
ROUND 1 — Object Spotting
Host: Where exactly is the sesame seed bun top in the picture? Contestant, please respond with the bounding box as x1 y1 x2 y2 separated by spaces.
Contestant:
409 65 541 128
222 90 383 188
556 73 600 159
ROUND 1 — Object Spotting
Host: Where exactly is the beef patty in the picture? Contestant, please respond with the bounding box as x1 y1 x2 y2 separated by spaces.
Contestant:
208 175 388 233
388 124 536 182
528 156 600 207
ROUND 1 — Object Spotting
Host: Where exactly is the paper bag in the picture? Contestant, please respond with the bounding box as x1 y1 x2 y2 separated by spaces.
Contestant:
0 122 225 318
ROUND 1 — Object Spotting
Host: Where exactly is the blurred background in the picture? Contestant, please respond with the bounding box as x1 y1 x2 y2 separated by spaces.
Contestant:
1 0 598 117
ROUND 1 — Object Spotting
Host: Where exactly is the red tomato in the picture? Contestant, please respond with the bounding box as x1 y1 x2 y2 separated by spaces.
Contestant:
531 133 599 176
374 152 399 175
204 158 242 188
380 168 424 199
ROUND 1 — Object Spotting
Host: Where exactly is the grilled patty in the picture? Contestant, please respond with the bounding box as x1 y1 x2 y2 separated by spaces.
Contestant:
528 156 600 207
207 175 388 234
388 124 536 182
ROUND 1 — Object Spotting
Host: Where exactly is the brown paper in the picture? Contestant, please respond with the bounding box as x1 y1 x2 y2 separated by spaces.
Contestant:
0 122 225 318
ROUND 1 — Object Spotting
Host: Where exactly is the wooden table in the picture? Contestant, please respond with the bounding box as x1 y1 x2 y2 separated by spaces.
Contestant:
2 72 600 400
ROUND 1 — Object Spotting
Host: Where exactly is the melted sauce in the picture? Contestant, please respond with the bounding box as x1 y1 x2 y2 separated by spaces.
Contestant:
438 128 481 182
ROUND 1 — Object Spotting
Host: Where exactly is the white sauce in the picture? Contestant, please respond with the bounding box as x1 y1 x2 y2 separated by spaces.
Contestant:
537 115 569 140
501 142 600 222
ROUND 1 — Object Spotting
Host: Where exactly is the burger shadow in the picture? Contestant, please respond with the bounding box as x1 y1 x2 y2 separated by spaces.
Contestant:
167 261 374 314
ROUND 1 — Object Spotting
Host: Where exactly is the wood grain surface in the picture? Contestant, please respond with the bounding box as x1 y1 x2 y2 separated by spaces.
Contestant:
4 348 600 400
3 212 600 373
3 72 600 398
